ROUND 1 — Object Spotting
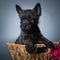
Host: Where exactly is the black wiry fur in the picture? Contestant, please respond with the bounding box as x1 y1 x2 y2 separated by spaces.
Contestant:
15 3 54 53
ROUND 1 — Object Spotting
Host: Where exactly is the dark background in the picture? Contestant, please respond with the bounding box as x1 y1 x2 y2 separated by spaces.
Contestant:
0 0 60 60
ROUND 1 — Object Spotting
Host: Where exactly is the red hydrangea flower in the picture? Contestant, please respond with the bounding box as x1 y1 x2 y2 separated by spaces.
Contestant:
49 42 60 60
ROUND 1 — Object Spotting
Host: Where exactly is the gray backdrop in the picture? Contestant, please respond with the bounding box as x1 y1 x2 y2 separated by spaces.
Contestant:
0 0 60 60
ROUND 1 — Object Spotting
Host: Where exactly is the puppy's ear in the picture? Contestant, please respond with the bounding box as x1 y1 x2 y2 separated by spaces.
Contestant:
16 5 22 14
33 3 41 16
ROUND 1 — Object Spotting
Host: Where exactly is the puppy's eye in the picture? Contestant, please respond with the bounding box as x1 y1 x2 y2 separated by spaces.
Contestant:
21 16 26 20
22 17 25 20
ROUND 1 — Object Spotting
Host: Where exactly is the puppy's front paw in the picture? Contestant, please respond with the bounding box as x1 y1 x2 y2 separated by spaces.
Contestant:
26 45 35 53
48 41 54 49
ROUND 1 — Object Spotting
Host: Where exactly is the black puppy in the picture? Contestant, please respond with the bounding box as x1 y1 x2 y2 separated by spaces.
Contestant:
15 3 54 53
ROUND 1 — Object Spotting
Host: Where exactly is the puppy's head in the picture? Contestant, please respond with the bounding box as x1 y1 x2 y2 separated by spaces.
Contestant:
16 3 41 32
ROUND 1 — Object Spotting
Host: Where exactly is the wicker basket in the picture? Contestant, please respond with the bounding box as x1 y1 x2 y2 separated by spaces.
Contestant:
7 42 59 60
